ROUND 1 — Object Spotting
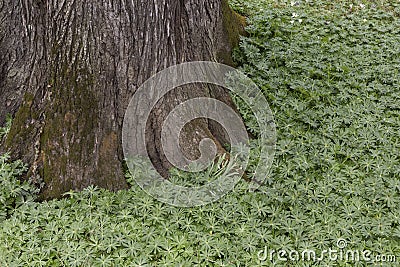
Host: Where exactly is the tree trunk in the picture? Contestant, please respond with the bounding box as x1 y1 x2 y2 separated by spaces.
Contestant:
0 0 245 200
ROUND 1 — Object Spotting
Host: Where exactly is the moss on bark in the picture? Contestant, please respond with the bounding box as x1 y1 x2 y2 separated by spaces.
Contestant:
5 93 36 149
38 66 102 200
218 0 247 66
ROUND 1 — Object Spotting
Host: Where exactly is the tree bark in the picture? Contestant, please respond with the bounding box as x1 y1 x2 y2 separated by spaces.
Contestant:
0 0 245 200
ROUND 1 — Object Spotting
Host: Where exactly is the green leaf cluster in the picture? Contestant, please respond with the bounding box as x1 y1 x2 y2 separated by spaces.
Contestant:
0 153 38 223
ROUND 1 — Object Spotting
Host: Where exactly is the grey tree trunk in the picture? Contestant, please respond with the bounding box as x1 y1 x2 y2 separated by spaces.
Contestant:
0 0 245 200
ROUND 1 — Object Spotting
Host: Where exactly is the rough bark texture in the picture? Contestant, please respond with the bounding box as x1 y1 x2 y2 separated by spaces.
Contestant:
0 0 245 200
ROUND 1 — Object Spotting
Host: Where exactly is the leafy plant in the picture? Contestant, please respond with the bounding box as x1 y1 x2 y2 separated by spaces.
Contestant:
0 153 38 222
0 115 12 141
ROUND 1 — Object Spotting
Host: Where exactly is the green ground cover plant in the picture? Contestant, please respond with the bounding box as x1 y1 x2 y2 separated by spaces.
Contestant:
0 0 399 266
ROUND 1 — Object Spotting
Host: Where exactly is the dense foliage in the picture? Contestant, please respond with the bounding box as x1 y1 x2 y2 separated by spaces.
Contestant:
1 0 399 266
